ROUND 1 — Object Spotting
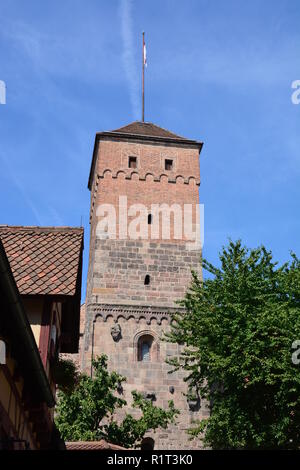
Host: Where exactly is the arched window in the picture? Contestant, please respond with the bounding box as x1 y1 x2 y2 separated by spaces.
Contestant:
134 331 160 363
141 341 150 361
138 335 154 362
148 213 152 225
141 437 155 450
144 274 150 285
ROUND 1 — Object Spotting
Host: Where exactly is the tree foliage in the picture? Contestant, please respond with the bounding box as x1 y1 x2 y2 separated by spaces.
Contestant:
55 355 178 448
52 358 79 394
166 240 300 449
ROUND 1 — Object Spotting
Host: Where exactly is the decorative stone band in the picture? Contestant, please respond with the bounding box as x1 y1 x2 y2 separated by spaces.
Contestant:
98 169 200 186
87 303 185 325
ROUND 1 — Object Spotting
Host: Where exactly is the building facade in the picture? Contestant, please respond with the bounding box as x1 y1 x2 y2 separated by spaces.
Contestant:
0 239 54 450
0 226 83 449
81 121 207 449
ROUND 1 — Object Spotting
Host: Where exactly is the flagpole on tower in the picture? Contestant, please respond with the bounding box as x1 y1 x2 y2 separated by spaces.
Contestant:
142 31 145 122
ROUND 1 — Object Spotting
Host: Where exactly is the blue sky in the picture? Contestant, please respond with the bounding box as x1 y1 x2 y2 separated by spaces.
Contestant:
0 0 299 299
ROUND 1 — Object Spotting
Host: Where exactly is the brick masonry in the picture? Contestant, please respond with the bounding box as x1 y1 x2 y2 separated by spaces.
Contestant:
81 126 206 449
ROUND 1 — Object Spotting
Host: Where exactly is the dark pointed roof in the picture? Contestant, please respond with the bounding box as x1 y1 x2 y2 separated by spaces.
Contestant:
88 121 203 189
99 121 202 146
111 121 190 141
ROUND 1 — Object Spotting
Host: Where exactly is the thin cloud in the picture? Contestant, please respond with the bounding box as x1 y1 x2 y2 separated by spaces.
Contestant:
0 154 65 226
0 17 120 84
119 0 140 119
0 152 43 225
152 30 300 88
47 206 64 226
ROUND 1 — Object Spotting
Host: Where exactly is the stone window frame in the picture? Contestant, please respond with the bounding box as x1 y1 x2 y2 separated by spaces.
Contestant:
160 153 177 172
133 330 160 363
160 151 179 176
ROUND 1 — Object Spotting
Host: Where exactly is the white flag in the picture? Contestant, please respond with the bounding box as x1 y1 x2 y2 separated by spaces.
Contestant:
143 43 147 67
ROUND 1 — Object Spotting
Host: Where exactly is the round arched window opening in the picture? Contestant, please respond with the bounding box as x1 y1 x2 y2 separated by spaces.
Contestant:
137 334 154 362
141 437 155 450
144 274 150 286
148 214 152 225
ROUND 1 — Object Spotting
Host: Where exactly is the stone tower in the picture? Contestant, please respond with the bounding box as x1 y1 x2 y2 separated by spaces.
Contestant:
82 121 206 449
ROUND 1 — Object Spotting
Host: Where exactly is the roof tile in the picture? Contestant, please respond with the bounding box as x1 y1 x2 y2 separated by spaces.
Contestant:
0 226 83 296
65 440 127 451
111 121 188 140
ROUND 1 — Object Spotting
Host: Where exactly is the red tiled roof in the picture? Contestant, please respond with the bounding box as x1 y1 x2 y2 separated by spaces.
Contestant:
111 121 189 140
65 440 127 451
0 226 83 296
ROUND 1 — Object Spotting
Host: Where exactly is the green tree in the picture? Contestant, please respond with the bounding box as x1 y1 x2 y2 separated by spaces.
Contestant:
55 355 178 448
166 240 300 449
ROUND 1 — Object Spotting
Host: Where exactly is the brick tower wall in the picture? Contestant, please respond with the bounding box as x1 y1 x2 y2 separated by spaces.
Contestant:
82 135 206 449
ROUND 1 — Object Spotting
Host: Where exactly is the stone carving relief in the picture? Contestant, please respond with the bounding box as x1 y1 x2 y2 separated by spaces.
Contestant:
110 323 122 342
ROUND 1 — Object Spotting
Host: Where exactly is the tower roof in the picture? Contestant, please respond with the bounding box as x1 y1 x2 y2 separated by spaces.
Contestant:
88 121 203 189
110 121 193 141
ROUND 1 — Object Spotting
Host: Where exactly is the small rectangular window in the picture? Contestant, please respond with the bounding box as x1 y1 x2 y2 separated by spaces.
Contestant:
165 159 173 171
129 156 137 169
